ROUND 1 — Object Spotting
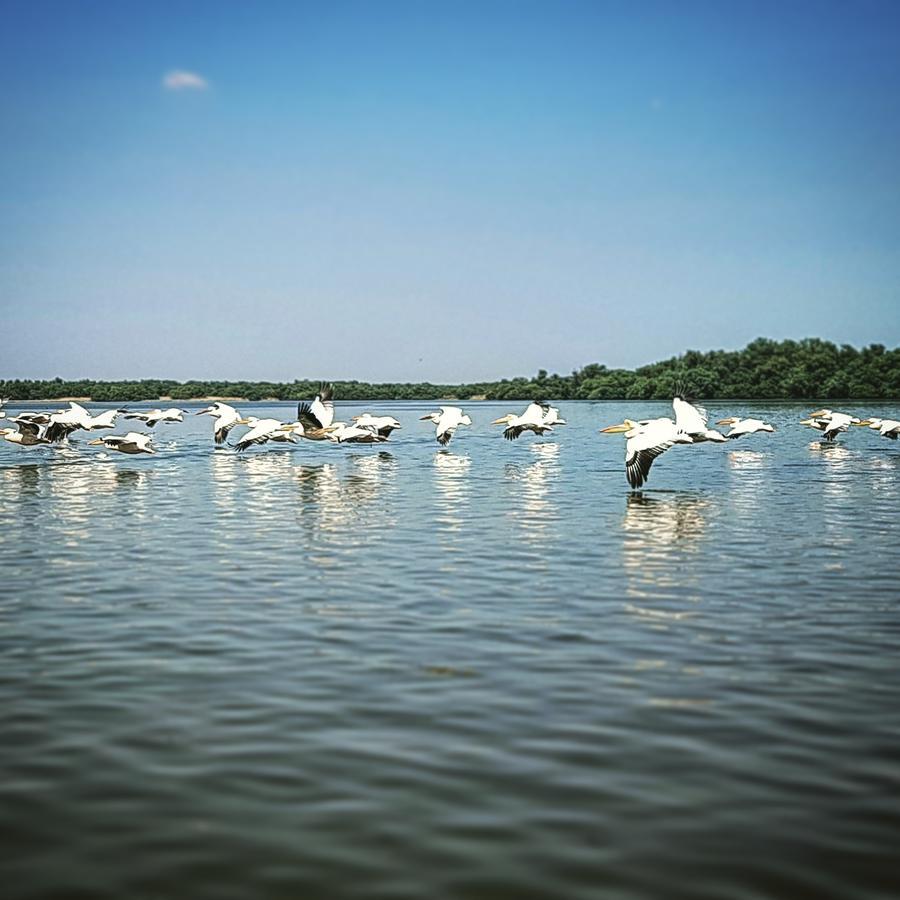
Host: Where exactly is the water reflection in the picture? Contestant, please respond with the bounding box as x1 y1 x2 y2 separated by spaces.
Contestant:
502 442 560 546
294 452 397 539
621 493 713 602
433 451 471 536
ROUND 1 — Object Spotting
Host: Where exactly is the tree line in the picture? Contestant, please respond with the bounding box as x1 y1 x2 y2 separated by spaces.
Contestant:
2 338 898 402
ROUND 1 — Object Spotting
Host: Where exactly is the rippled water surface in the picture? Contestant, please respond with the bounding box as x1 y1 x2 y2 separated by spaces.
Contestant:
2 401 899 899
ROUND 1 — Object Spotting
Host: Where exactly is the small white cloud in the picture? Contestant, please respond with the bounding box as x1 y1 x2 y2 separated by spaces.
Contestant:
163 70 209 91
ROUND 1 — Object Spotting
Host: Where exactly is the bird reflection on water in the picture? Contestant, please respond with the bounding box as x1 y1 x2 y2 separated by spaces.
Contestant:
433 450 471 540
502 442 560 546
294 451 397 538
621 492 714 601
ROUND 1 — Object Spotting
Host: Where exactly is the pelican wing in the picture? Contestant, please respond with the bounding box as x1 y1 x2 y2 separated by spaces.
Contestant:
673 396 708 433
625 439 674 489
297 382 334 430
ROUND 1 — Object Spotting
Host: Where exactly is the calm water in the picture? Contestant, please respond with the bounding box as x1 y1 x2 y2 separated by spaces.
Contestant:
1 401 899 900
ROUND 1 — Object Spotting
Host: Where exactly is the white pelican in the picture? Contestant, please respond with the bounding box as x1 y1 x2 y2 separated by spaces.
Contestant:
0 397 8 419
672 395 726 443
858 417 900 440
82 408 123 431
351 413 401 437
196 402 243 445
45 401 93 442
801 409 860 442
492 402 554 441
233 417 294 452
540 403 567 427
325 422 388 444
0 419 51 447
421 406 472 446
295 383 335 439
600 417 694 489
123 407 185 427
715 417 776 439
88 431 155 454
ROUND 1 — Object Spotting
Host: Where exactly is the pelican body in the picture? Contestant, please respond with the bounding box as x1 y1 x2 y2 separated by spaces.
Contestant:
716 417 776 439
351 414 401 437
88 432 155 454
123 408 186 427
421 407 472 446
1 419 51 447
601 417 694 489
672 396 726 443
859 418 900 440
234 417 294 452
801 409 860 442
492 402 554 441
295 383 335 439
196 402 243 445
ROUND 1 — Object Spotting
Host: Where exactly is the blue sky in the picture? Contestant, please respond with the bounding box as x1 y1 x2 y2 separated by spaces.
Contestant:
2 0 899 382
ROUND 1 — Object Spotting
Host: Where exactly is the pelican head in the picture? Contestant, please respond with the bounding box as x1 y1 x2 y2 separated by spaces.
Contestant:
236 417 258 427
0 427 11 437
492 414 515 425
807 409 831 418
195 406 215 416
88 437 105 445
599 419 637 434
853 418 875 427
716 416 740 426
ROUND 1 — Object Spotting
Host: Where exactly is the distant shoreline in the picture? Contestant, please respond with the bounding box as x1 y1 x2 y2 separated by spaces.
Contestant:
2 338 898 403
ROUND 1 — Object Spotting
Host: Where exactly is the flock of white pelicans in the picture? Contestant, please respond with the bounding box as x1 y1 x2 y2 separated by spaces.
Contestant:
1 387 897 490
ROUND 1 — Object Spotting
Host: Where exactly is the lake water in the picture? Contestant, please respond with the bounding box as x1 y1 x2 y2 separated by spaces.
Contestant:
1 400 899 900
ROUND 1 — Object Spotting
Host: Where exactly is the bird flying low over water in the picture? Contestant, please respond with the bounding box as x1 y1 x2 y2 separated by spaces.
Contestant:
0 419 51 446
295 383 335 439
123 408 186 427
325 422 389 443
351 414 402 437
0 398 8 420
233 417 295 452
196 402 243 445
600 417 694 489
858 417 900 440
800 409 861 442
88 432 155 454
540 403 567 427
715 417 776 439
672 396 727 443
492 402 554 441
421 407 472 446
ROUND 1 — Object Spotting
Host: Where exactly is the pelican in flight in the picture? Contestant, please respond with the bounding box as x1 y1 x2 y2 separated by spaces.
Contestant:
801 409 860 442
44 401 93 442
123 408 186 427
600 417 694 489
196 402 243 445
351 413 401 437
421 407 472 446
295 383 335 440
540 403 567 427
326 422 389 444
88 432 155 454
715 417 776 439
672 396 726 443
0 418 51 447
492 402 554 441
0 397 8 419
858 417 900 440
233 417 295 452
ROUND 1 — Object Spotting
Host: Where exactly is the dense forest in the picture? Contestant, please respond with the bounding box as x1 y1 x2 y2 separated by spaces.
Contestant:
2 338 898 402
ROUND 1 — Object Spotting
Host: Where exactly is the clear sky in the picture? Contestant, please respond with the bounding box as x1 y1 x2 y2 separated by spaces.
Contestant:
2 0 899 382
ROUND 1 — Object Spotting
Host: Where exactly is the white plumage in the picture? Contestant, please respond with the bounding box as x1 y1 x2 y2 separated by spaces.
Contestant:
715 417 776 439
421 407 472 446
601 417 694 489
